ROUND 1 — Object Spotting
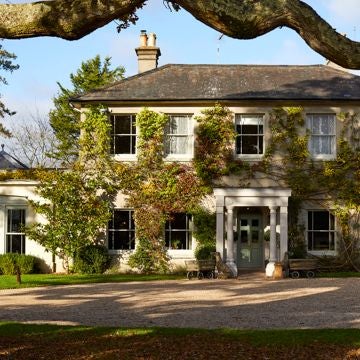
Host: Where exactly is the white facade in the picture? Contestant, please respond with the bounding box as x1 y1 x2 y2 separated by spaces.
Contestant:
0 180 66 273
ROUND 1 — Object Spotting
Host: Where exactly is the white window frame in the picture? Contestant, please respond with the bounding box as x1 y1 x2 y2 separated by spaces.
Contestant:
107 209 135 252
110 114 137 160
165 213 193 250
164 114 194 161
307 210 336 255
6 208 26 254
306 113 336 160
235 114 265 159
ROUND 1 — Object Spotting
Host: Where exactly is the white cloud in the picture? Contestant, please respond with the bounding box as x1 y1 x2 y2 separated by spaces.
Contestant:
327 0 360 23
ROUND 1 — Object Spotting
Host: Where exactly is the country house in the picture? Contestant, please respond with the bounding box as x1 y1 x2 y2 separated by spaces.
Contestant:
1 31 359 276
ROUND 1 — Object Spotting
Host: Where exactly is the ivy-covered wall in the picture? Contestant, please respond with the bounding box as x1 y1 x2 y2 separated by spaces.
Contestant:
110 103 359 271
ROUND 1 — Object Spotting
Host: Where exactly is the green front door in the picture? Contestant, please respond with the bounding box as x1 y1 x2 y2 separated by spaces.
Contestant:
237 215 263 268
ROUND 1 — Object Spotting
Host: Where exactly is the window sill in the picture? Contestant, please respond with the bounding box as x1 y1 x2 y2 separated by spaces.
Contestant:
168 249 194 258
235 154 264 161
112 154 137 161
108 249 134 254
307 250 336 256
164 155 193 162
310 154 336 161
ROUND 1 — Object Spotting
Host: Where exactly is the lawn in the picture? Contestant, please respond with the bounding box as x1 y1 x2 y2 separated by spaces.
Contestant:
0 273 185 289
1 271 359 290
0 322 359 359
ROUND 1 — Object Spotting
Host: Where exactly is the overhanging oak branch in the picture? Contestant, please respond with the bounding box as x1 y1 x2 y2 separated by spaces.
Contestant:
0 0 360 69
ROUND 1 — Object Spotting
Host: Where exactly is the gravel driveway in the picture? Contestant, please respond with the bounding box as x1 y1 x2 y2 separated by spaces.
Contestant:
1 276 359 329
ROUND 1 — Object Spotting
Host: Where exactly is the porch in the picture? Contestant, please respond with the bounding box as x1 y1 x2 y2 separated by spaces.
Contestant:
214 188 292 277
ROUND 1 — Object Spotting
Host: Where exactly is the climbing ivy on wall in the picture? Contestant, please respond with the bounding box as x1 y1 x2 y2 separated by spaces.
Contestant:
118 109 205 273
193 104 236 185
3 103 359 272
262 108 360 266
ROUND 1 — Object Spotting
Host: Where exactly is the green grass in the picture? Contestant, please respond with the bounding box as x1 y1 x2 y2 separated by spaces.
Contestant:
0 273 185 289
1 322 360 347
319 271 360 278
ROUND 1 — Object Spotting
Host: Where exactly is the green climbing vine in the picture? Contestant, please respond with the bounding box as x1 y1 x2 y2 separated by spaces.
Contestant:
118 109 205 273
262 108 360 267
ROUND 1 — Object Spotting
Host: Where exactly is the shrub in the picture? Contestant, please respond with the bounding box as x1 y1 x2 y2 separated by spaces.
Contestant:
0 254 38 275
73 244 110 274
194 244 216 260
192 208 216 261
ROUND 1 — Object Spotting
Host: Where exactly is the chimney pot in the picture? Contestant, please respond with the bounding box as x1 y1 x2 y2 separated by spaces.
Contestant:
148 33 157 47
139 30 148 47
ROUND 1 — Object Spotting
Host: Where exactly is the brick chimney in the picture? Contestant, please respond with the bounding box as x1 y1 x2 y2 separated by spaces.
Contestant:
135 30 161 73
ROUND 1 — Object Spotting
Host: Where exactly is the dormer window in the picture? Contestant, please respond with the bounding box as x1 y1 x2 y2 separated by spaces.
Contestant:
235 114 264 156
110 115 136 155
164 115 193 158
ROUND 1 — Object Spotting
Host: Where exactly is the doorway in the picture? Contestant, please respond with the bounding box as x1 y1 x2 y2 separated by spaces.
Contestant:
237 214 263 268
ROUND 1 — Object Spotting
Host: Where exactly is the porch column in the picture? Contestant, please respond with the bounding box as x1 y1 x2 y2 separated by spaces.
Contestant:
226 207 237 276
216 206 225 259
266 206 278 277
280 206 288 261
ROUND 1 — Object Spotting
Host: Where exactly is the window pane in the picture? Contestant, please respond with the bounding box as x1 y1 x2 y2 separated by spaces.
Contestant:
112 210 130 230
7 209 25 233
236 115 264 155
108 210 135 250
170 213 187 229
168 116 189 134
109 231 134 250
240 230 248 243
312 232 330 250
6 235 24 254
308 210 335 251
313 211 329 230
166 213 191 249
165 115 191 155
165 136 189 154
251 230 259 243
242 136 260 154
111 115 136 155
307 114 335 156
241 219 248 226
169 231 187 249
252 219 259 227
113 115 131 134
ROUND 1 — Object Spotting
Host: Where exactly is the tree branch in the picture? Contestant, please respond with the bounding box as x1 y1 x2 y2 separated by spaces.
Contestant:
174 0 360 69
0 0 147 40
0 0 360 69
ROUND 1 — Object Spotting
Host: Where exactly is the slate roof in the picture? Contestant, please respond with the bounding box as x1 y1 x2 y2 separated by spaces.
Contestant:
0 145 28 169
72 64 360 103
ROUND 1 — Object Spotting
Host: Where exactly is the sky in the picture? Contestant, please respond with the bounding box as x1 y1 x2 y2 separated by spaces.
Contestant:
1 0 360 129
